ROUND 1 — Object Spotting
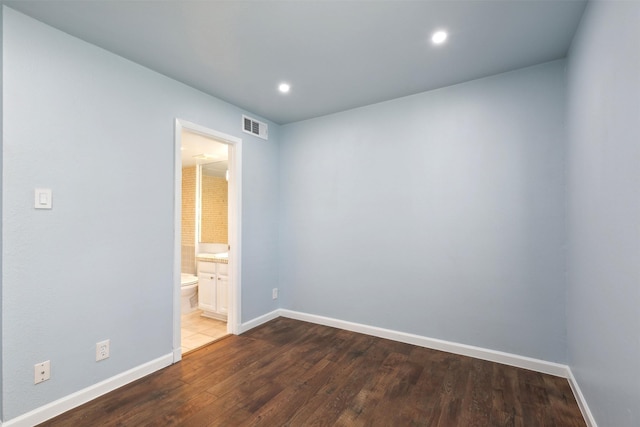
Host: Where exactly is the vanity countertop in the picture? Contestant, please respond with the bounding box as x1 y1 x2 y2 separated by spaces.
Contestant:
197 253 229 264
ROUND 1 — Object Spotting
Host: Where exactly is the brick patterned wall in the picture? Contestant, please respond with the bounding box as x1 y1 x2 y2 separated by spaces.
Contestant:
181 166 196 274
201 175 228 244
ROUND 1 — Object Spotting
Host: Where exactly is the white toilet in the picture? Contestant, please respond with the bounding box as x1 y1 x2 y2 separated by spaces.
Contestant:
180 273 198 314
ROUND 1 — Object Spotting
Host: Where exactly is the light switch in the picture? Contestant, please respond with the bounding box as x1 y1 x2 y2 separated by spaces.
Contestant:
34 188 52 209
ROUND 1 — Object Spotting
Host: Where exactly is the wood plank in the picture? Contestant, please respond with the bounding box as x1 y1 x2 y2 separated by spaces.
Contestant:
490 363 524 427
282 332 380 426
245 357 336 426
433 354 473 427
334 351 410 426
543 375 587 427
458 359 493 426
405 346 451 424
140 391 219 427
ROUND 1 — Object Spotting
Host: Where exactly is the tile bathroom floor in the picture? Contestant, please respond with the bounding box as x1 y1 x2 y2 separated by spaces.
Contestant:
181 309 228 354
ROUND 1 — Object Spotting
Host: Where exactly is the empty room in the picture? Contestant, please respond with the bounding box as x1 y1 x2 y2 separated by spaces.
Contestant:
1 1 638 426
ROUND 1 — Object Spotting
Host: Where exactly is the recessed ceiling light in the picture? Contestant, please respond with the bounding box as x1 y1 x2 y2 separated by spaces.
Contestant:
278 83 291 93
431 30 448 45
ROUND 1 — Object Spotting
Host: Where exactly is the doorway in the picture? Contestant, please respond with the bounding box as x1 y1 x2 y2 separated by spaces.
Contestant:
173 119 242 362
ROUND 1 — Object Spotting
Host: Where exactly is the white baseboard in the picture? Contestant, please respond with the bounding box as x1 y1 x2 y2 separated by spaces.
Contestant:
244 307 598 427
279 309 569 378
275 310 596 426
567 369 598 427
238 309 280 334
8 310 593 427
173 347 183 363
3 353 174 427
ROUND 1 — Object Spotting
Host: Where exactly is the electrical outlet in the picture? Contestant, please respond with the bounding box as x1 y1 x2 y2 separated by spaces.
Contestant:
96 339 110 362
272 288 278 299
34 360 50 384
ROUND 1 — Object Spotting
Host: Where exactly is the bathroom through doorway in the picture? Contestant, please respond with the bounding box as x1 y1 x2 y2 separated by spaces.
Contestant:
173 119 242 362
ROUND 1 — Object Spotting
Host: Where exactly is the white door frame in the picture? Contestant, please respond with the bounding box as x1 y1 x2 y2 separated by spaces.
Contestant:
173 118 242 362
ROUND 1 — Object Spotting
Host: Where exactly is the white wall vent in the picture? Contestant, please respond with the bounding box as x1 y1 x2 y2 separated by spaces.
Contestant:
242 115 268 140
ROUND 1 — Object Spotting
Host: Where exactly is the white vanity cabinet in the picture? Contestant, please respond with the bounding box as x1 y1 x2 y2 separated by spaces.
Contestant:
216 263 229 316
197 265 217 314
197 260 228 320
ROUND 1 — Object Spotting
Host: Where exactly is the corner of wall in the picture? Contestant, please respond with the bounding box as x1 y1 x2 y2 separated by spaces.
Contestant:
1 4 5 423
565 1 640 426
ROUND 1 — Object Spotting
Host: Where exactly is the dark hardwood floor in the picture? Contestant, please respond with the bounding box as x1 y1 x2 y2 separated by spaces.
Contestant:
39 317 586 426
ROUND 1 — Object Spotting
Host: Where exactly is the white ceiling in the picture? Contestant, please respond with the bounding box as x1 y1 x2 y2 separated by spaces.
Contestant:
181 130 228 178
4 0 587 125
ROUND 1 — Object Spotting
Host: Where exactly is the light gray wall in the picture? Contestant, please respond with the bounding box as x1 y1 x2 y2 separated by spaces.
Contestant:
0 5 4 422
2 7 279 420
566 2 640 426
279 60 567 363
